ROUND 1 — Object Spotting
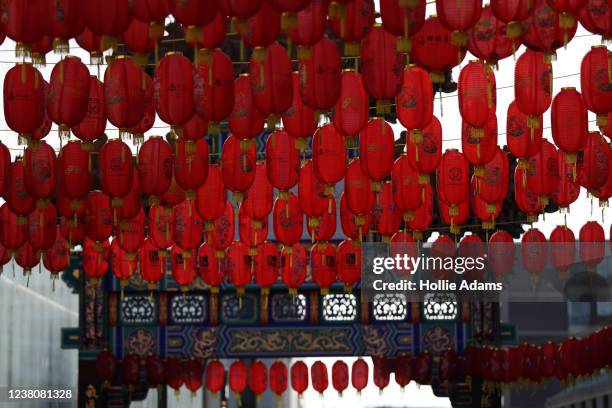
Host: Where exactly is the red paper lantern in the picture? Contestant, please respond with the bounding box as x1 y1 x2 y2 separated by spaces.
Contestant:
15 241 39 273
211 201 235 252
579 221 606 272
111 238 137 283
222 135 257 201
163 357 183 392
311 361 329 395
328 0 375 56
396 65 433 133
181 113 208 142
43 230 69 276
360 118 395 185
459 60 496 134
311 242 337 293
337 239 361 290
312 124 346 189
521 0 578 55
477 147 510 204
380 0 426 53
299 37 342 111
436 0 482 46
488 230 516 280
26 204 57 252
96 350 117 387
173 200 204 252
461 112 498 169
577 131 609 192
514 166 543 222
269 361 288 398
140 238 166 287
406 115 442 185
440 349 459 382
506 100 543 164
581 46 612 127
130 0 171 30
23 140 56 200
195 164 226 229
340 193 371 242
76 28 112 65
85 0 131 39
577 0 612 42
298 160 329 218
129 74 154 141
4 0 52 54
521 228 548 279
392 154 423 219
351 358 369 393
551 87 588 162
526 139 559 207
154 53 194 127
414 352 432 385
411 16 467 82
229 74 266 141
5 160 36 217
282 72 317 146
83 237 110 281
203 359 224 394
104 57 147 132
332 70 369 140
174 138 209 198
229 360 248 397
71 77 107 144
196 11 227 50
273 193 303 248
467 5 519 65
437 150 470 208
253 241 278 291
514 50 553 132
281 243 307 295
194 50 235 130
550 225 576 278
373 357 390 391
47 56 90 138
395 355 413 389
345 158 374 216
59 215 86 247
197 242 223 289
552 151 581 209
182 359 203 394
249 361 268 396
170 244 196 289
375 182 402 238
290 361 309 396
266 130 300 192
239 2 281 48
117 208 144 254
239 207 267 251
172 0 217 44
100 139 134 208
290 0 328 47
84 192 113 243
307 199 337 242
3 63 45 138
122 17 160 61
227 240 253 294
490 0 534 38
331 361 349 396
137 136 173 201
242 162 273 222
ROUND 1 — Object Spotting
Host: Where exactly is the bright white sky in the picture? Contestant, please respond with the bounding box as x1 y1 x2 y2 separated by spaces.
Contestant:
0 2 608 407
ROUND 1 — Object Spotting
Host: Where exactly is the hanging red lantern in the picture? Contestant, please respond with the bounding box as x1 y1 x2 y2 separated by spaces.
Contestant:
181 113 208 142
84 192 113 243
290 361 309 397
550 225 576 280
195 10 227 50
229 74 266 141
140 238 166 288
331 361 349 396
411 16 467 83
229 360 248 399
579 221 605 272
254 241 279 292
581 46 612 128
311 242 337 294
515 166 543 222
59 215 86 247
164 357 183 393
154 53 195 129
360 118 395 188
329 0 375 56
242 162 273 222
104 56 147 134
193 50 235 133
196 164 226 230
552 151 581 210
23 140 56 201
577 131 609 193
577 0 612 42
406 116 442 186
281 243 307 295
161 177 187 210
15 241 39 274
182 359 203 395
375 182 402 239
221 135 257 201
173 200 204 253
373 357 390 391
414 352 432 385
201 359 224 395
266 130 300 193
351 358 369 393
298 159 329 221
171 0 217 44
117 208 144 254
392 155 423 222
471 189 501 230
467 6 519 66
551 87 588 164
212 201 235 253
4 0 52 55
26 204 57 253
380 0 426 53
269 361 288 398
249 42 293 126
249 361 268 397
437 150 470 212
129 0 170 35
174 138 209 199
149 204 173 250
345 158 375 216
128 74 154 143
488 230 516 280
198 242 224 290
311 361 329 395
521 0 578 56
282 72 318 148
395 355 413 389
43 230 69 278
47 56 90 139
521 228 548 280
239 205 267 248
490 0 534 38
3 63 45 139
506 100 543 167
83 237 110 281
526 140 559 208
100 139 134 211
458 61 496 137
5 160 36 218
337 239 361 291
122 17 160 64
170 244 196 289
360 26 403 113
332 70 369 141
96 349 117 388
137 136 173 202
239 2 281 49
462 112 498 173
307 199 336 242
312 124 346 192
299 37 342 111
514 50 553 133
477 147 510 205
396 65 433 136
111 238 138 284
340 193 371 242
227 240 253 295
436 0 482 47
290 0 328 49
71 77 107 144
85 0 131 40
76 28 112 65
273 193 303 248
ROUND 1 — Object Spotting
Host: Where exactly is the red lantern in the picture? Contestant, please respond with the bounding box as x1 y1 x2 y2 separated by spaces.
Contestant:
273 193 303 248
122 17 160 62
43 230 69 277
170 244 196 289
440 197 470 236
311 361 329 395
172 0 217 44
249 361 268 397
26 204 56 253
551 87 588 163
414 352 432 385
4 0 52 54
249 42 293 124
100 139 134 209
332 70 369 140
521 0 578 55
227 240 253 294
550 225 576 279
471 189 501 230
137 136 173 202
3 63 45 138
380 0 426 53
71 77 107 144
581 46 612 127
329 0 375 56
59 215 86 247
331 360 349 396
173 200 204 252
437 150 470 209
488 230 516 280
117 208 144 254
345 158 374 216
506 100 543 165
490 0 534 38
196 164 226 229
129 73 154 142
15 241 39 273
360 118 395 186
183 359 203 395
203 359 224 394
577 131 609 192
242 162 273 223
229 360 248 398
290 0 328 48
111 238 137 283
312 124 346 189
514 50 553 132
337 239 361 291
174 138 209 198
221 135 257 201
462 112 498 171
85 0 131 39
436 0 482 47
254 241 279 291
84 192 113 243
96 349 117 388
459 61 496 135
181 113 208 142
477 147 510 204
212 201 235 252
130 0 170 33
375 182 402 239
269 361 288 398
83 237 110 281
396 65 433 134
5 160 36 217
351 358 369 393
515 166 543 222
340 193 371 242
140 238 166 287
299 37 342 111
23 140 56 200
579 221 605 272
229 74 266 141
291 361 309 396
239 2 281 48
298 159 329 219
521 228 548 280
395 355 413 389
307 199 337 242
577 0 612 42
76 28 112 65
411 16 467 82
47 56 90 139
281 243 307 295
526 139 559 207
467 6 519 65
266 130 300 192
154 53 194 128
196 11 227 50
373 357 390 391
104 57 147 133
193 50 235 131
149 204 173 249
392 154 424 220
552 151 581 210
406 115 442 185
197 242 223 289
282 72 318 147
311 242 337 293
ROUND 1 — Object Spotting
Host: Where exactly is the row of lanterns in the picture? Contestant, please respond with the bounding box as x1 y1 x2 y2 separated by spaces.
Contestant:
94 324 612 398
